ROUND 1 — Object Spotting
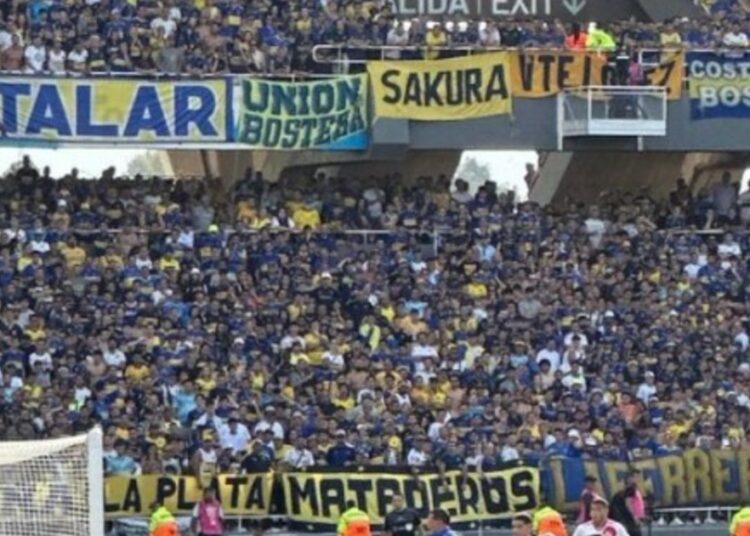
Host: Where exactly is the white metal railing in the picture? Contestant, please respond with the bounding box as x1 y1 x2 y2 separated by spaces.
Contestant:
558 85 668 146
0 69 335 81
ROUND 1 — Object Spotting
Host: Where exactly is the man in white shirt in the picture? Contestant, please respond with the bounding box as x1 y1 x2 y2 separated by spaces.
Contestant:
636 371 657 404
253 406 285 439
573 496 629 536
406 439 432 466
66 42 89 71
103 339 126 367
718 233 742 258
282 437 315 468
219 418 251 455
536 339 561 371
151 8 177 37
723 22 749 47
385 22 409 59
0 25 12 51
24 35 46 73
29 346 53 369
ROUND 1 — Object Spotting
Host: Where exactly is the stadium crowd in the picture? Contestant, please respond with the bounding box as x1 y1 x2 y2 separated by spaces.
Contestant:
1 157 750 479
0 0 750 75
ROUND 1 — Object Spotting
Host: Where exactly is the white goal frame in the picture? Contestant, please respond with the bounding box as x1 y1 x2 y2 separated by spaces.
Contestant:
0 427 103 536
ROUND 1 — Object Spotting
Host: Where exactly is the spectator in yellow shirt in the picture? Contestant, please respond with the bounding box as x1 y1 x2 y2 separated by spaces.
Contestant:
59 237 87 269
425 24 448 59
292 204 321 229
660 23 682 46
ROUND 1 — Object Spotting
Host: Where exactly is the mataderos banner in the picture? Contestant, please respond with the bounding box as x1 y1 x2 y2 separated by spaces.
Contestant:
0 77 230 146
368 53 512 121
236 74 368 150
104 474 273 518
282 465 539 529
545 448 750 512
688 51 750 119
511 51 683 99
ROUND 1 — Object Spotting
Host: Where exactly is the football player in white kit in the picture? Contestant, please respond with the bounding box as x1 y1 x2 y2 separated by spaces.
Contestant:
572 496 630 536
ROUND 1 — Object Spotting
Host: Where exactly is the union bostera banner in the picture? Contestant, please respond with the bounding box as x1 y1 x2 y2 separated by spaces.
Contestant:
688 51 750 119
104 474 274 518
282 465 539 530
0 78 230 146
236 74 369 150
368 52 512 121
544 448 750 513
511 50 683 99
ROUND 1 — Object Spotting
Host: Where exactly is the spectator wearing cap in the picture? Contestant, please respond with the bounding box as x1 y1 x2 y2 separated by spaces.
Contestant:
327 430 356 467
425 509 456 536
240 440 272 473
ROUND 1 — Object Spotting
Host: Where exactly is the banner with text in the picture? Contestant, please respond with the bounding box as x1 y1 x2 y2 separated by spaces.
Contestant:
642 51 684 100
511 51 607 97
282 464 539 530
368 53 512 121
236 74 368 150
511 51 682 99
104 474 274 518
0 77 230 146
688 51 750 119
545 448 750 512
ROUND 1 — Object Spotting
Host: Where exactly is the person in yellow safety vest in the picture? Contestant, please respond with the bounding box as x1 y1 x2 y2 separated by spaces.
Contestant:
338 500 371 536
730 506 750 536
149 501 180 536
533 505 568 536
585 24 616 52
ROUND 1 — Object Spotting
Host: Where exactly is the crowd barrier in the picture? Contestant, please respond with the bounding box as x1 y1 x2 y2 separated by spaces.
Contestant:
103 448 750 530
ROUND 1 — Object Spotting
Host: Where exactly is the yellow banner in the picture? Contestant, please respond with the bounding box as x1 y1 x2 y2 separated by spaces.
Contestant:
104 474 273 518
642 51 684 100
282 466 538 527
511 51 608 97
368 53 512 121
546 448 750 512
510 51 682 100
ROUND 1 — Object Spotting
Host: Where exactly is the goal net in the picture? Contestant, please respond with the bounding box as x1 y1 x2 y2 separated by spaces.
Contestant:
0 428 103 536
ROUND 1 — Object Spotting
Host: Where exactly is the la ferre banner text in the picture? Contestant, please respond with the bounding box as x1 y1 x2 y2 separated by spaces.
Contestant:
367 52 512 120
104 474 274 518
282 465 539 529
688 51 750 119
510 50 683 99
545 448 750 512
0 77 230 146
236 74 369 150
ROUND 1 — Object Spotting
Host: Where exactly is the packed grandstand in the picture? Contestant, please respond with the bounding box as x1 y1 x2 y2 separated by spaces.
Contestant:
1 0 750 75
4 0 750 534
1 158 748 475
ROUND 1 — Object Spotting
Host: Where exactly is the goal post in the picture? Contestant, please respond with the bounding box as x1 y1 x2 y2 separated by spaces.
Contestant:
0 427 104 536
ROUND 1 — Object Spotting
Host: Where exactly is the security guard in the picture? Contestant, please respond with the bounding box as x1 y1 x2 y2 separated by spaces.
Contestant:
730 506 750 536
337 500 371 536
533 504 568 536
149 501 180 536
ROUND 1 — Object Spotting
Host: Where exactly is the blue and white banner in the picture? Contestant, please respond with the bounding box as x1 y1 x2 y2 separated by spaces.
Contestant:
0 77 231 146
688 51 750 119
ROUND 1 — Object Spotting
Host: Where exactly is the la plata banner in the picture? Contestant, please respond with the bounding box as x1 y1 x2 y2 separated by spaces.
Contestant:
688 51 750 119
545 448 750 512
104 474 273 518
0 77 229 146
236 74 369 150
511 51 683 99
368 52 512 121
282 464 538 530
